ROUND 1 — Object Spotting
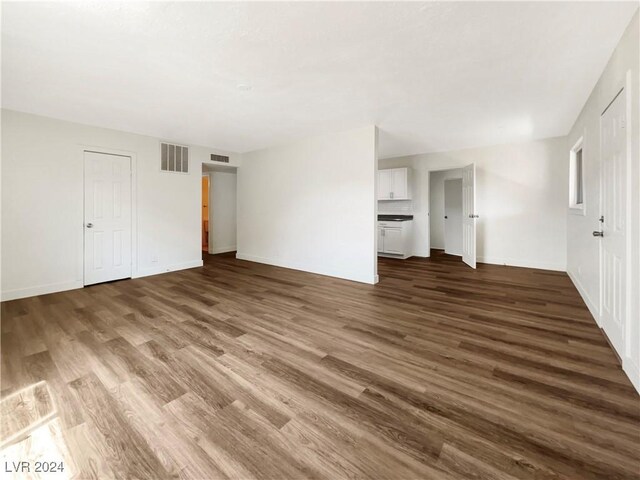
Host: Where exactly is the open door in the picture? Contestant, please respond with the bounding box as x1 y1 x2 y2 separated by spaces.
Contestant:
462 163 477 268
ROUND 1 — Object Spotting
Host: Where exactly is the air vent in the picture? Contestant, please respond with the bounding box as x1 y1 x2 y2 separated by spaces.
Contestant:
161 142 189 173
210 153 230 163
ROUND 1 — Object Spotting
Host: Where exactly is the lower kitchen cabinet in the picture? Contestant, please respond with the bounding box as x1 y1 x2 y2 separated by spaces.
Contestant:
378 221 413 259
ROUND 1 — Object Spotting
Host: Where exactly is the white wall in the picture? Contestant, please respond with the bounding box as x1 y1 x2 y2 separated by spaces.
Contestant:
1 109 240 300
429 169 463 250
380 136 568 271
237 126 378 284
209 171 237 254
566 11 639 392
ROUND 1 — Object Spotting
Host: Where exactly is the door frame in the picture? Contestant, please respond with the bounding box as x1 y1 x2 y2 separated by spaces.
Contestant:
597 70 633 361
443 178 463 256
202 171 212 254
426 167 465 258
77 145 138 284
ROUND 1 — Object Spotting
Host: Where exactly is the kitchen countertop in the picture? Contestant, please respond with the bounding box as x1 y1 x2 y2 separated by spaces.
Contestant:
378 214 413 222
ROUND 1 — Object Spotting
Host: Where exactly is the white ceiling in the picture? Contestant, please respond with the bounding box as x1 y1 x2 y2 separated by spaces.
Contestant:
2 2 637 158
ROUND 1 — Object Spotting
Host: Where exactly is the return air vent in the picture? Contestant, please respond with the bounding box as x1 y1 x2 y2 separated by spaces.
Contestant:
161 142 189 173
210 153 230 163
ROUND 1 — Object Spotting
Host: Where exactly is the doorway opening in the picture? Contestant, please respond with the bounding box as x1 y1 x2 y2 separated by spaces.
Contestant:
429 169 464 261
202 175 209 252
201 162 238 261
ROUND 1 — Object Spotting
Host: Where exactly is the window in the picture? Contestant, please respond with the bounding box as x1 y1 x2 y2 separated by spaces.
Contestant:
569 137 585 214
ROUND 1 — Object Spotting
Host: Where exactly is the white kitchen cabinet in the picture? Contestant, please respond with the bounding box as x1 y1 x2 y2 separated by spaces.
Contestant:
377 168 411 200
383 228 403 254
377 227 385 253
378 220 413 258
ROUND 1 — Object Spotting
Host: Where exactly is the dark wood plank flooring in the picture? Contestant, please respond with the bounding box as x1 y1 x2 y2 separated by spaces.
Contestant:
1 252 639 479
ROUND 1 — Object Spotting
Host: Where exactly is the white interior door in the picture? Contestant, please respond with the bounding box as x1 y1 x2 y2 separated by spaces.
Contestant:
600 89 627 355
462 163 477 268
444 178 463 256
84 151 132 286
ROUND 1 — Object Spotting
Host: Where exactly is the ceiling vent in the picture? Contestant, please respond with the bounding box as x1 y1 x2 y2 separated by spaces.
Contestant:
161 142 189 173
210 153 230 163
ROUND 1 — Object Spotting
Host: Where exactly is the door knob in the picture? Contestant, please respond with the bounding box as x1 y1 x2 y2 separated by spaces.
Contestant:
592 231 603 237
86 223 94 228
444 216 448 219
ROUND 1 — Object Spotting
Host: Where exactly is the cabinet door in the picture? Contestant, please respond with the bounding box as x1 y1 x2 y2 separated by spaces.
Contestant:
391 168 408 199
378 170 391 200
383 228 403 254
378 227 385 252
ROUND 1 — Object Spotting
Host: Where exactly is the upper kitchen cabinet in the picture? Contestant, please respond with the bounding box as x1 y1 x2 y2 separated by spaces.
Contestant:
377 168 411 200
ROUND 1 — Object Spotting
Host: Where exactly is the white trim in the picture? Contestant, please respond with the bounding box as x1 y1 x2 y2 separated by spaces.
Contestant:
134 259 203 279
567 269 601 326
236 253 377 285
623 71 633 364
476 256 566 272
1 280 84 302
623 357 640 394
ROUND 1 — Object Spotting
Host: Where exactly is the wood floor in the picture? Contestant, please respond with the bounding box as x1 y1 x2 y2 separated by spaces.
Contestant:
1 252 639 479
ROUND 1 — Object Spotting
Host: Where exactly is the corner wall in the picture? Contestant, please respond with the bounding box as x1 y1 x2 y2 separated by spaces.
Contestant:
237 126 378 284
565 11 639 391
1 109 240 300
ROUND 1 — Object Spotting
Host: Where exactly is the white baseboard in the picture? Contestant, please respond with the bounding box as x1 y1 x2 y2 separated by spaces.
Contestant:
567 269 600 326
623 358 640 394
235 252 376 285
209 246 237 254
1 280 84 302
567 269 640 395
477 256 566 272
134 259 203 279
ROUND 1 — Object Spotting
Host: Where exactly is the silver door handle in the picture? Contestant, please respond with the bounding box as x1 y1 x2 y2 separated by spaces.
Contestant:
593 231 603 237
86 223 94 228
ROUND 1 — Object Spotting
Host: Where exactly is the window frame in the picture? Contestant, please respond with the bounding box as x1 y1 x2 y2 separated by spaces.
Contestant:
569 136 586 215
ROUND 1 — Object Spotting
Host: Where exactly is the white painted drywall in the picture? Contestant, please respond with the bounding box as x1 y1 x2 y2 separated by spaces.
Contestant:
237 125 378 284
209 171 237 254
565 11 639 392
444 179 463 256
380 136 568 271
429 169 463 250
1 109 240 300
